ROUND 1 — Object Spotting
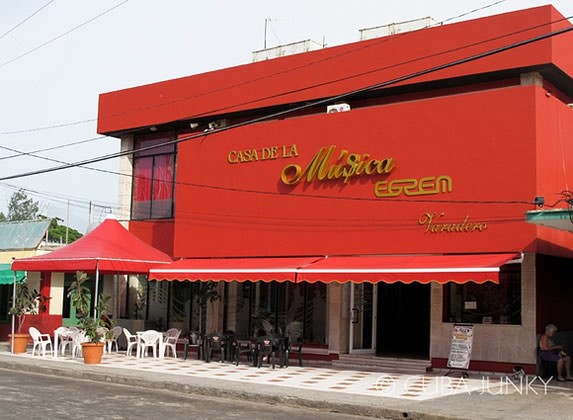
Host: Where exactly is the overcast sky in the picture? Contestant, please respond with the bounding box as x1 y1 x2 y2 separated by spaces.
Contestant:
0 0 571 232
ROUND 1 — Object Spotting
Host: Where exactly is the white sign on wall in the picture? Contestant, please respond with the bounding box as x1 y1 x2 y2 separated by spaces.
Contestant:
447 324 474 370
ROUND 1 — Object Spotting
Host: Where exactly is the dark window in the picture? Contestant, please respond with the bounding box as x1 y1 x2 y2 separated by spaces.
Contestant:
0 284 11 322
231 281 327 344
132 133 176 220
443 264 521 325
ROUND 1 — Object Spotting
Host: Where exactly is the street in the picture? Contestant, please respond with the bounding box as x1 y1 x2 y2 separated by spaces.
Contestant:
0 368 376 420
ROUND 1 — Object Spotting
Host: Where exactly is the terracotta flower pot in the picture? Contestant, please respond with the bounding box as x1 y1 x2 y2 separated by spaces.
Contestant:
81 342 105 364
9 333 29 354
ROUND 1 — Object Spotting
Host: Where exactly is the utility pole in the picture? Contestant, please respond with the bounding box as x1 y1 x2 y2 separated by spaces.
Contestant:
88 201 92 229
264 17 268 49
65 200 69 244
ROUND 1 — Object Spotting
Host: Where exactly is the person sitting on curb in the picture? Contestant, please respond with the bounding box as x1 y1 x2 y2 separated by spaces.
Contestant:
539 324 573 382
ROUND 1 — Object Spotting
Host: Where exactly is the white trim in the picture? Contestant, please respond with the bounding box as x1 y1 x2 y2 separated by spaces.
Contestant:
150 268 300 274
297 267 500 274
18 257 169 264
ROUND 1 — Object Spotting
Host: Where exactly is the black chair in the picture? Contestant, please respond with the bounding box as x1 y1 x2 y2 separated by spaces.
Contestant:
183 331 204 361
284 335 303 368
231 337 256 366
205 334 226 363
256 334 286 369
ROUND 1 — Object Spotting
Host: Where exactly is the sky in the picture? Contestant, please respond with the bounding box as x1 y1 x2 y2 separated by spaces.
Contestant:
0 0 572 233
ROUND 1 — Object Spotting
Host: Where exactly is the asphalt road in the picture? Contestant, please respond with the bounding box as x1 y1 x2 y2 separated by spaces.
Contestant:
0 368 377 420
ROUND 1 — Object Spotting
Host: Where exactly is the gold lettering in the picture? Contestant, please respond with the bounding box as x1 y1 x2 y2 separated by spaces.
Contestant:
289 144 299 157
374 176 453 198
418 212 488 234
227 151 238 164
281 164 303 185
271 146 279 159
261 147 272 160
280 145 395 185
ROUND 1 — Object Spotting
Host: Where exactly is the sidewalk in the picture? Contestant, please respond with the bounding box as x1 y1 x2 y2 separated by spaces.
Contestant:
1 344 572 420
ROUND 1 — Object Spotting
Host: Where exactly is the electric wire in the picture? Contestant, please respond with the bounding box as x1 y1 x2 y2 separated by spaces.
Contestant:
0 8 570 211
0 0 129 70
1 23 572 211
0 0 55 41
0 0 514 135
2 21 571 188
0 136 105 161
0 182 118 211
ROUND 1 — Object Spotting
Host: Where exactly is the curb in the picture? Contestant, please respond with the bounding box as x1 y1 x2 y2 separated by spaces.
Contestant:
0 355 465 420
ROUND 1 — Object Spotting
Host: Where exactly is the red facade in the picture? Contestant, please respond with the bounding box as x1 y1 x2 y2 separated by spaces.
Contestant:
98 5 573 261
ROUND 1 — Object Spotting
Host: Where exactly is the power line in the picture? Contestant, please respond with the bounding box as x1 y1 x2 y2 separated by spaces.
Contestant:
0 182 118 210
177 16 571 121
0 0 129 71
0 0 55 41
0 143 124 179
0 132 540 208
0 0 514 135
0 21 571 213
0 136 105 161
440 0 509 24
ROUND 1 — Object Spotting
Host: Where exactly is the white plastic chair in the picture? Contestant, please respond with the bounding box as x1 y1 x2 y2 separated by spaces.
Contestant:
162 328 181 358
29 327 53 357
97 327 109 352
123 328 138 356
71 329 87 358
138 330 161 359
54 326 73 356
107 326 122 353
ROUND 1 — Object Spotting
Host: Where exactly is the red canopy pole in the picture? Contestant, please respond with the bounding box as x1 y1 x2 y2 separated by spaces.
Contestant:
10 269 16 353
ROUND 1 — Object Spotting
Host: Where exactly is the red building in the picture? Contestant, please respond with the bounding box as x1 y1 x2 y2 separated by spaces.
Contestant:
97 5 573 373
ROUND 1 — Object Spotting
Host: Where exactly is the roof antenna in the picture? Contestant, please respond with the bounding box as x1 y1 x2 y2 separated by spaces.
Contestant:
264 17 269 49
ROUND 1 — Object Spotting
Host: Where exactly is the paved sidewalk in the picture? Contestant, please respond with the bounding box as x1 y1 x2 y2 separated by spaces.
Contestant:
1 345 572 420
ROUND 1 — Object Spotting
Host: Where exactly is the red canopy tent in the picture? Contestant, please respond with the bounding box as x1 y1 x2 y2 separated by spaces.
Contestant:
12 215 172 317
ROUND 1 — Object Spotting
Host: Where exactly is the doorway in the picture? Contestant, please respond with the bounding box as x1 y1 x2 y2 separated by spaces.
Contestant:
62 273 95 326
349 283 377 353
376 282 430 358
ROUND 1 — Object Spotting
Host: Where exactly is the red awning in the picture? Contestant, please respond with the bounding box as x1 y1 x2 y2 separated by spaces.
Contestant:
148 253 520 284
11 215 172 274
149 257 322 283
296 253 521 284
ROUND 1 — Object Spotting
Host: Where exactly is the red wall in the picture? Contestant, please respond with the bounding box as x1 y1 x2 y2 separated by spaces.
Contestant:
172 85 553 258
535 90 573 257
97 6 573 135
129 220 175 257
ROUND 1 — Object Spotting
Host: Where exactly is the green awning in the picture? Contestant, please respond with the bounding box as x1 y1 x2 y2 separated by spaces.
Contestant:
0 263 25 285
526 209 573 233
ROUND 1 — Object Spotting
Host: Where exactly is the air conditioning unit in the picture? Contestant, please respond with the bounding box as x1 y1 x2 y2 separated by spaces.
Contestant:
327 103 351 113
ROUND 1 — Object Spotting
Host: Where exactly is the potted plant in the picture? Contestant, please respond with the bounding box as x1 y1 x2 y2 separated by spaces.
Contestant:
67 271 112 364
9 281 49 353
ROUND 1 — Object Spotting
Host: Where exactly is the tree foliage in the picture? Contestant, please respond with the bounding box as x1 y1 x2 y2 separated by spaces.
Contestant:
2 189 83 243
7 189 39 221
42 216 83 244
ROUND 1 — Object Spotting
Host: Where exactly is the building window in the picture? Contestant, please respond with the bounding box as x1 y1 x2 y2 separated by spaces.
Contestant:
0 285 11 322
229 281 327 345
132 133 176 220
443 265 521 325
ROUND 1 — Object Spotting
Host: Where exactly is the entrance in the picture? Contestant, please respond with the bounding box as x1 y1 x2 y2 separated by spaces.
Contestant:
62 273 95 326
349 283 377 353
376 283 430 358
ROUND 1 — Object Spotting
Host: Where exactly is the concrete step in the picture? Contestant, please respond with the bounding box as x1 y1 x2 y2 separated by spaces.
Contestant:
332 355 431 374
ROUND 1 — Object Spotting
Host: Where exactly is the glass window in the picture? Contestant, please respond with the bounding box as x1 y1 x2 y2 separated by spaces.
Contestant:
132 133 176 220
228 281 327 344
443 265 521 325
